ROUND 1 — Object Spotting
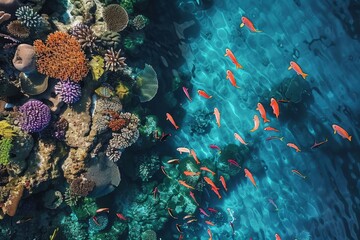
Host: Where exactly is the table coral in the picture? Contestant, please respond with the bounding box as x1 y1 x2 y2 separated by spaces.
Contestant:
103 4 129 32
34 31 89 82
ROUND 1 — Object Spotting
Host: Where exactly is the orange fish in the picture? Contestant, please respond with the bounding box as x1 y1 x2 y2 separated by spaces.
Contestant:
270 98 279 119
256 103 270 123
226 70 240 88
183 171 200 176
219 175 227 191
198 89 212 99
240 16 262 32
214 107 221 127
224 48 243 69
288 61 308 79
250 115 260 132
244 168 257 188
207 228 213 240
96 208 109 213
234 132 248 145
190 149 201 164
287 142 301 152
116 213 127 221
167 208 178 219
275 233 282 240
210 187 222 199
205 220 215 226
200 166 216 176
166 113 179 130
332 124 352 141
203 176 218 190
264 127 279 132
178 180 195 190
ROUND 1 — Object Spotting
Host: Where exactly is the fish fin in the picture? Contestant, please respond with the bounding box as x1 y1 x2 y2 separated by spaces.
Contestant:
240 23 244 28
302 73 308 79
224 53 228 57
333 130 336 134
349 136 352 141
288 66 292 70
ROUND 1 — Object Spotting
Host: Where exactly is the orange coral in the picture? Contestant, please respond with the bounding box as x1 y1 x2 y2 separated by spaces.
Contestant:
109 118 127 131
34 31 89 82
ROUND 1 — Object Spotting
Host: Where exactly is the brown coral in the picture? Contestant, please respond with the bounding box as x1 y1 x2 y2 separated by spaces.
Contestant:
7 20 29 38
70 177 95 197
33 31 89 82
103 4 129 32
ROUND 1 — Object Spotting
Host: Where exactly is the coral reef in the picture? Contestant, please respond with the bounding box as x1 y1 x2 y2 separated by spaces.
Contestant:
43 189 63 209
0 120 16 139
54 80 82 104
34 31 89 82
1 184 23 216
7 20 30 38
0 138 12 165
70 176 96 197
88 213 108 232
89 55 105 81
19 99 51 133
131 15 149 30
190 110 212 135
51 117 68 140
141 229 157 240
137 154 160 182
71 23 98 52
136 64 158 102
99 31 121 50
103 4 129 32
104 48 127 72
15 6 43 28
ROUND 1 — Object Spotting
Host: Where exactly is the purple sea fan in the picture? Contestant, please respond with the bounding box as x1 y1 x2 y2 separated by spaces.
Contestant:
19 99 51 133
55 80 82 104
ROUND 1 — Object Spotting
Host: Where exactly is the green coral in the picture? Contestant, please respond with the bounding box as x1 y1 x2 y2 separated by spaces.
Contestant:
72 197 98 220
0 138 12 165
139 115 158 136
0 120 16 139
120 0 135 14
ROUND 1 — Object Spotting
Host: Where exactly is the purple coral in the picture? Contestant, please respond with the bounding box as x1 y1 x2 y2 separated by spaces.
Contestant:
55 80 81 104
19 99 51 133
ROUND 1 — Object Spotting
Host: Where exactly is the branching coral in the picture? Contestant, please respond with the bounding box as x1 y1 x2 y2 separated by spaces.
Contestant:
7 20 30 38
104 48 127 72
103 4 129 32
70 23 98 52
34 31 89 82
64 187 80 207
70 177 95 197
19 99 51 133
15 6 43 28
108 112 139 150
55 80 82 104
131 15 149 30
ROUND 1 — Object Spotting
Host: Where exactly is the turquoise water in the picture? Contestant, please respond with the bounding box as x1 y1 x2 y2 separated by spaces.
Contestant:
166 0 360 239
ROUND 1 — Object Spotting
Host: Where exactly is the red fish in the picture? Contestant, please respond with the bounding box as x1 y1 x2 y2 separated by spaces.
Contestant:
182 86 192 102
92 216 100 226
209 144 221 153
178 180 195 190
225 48 243 69
183 171 200 176
198 89 212 99
275 233 282 240
211 186 222 199
270 98 279 119
207 229 213 240
96 208 109 213
292 169 306 179
287 142 301 152
240 16 262 32
204 177 218 190
234 132 248 145
264 127 279 132
208 208 218 213
228 159 241 169
256 103 270 123
199 207 210 217
219 175 228 191
214 107 221 127
311 138 328 149
166 113 179 130
187 218 197 224
190 191 200 206
116 213 127 221
176 224 183 233
205 220 215 226
332 124 352 141
226 70 240 88
250 115 260 132
190 149 201 165
167 159 180 164
288 61 308 79
244 168 257 188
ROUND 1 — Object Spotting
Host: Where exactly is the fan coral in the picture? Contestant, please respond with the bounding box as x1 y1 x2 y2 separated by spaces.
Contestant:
108 112 139 150
19 99 51 133
15 6 43 28
103 4 129 32
70 23 97 52
34 31 89 82
104 48 127 72
7 20 30 38
132 15 149 30
88 213 108 232
70 177 96 197
136 64 158 102
54 80 82 104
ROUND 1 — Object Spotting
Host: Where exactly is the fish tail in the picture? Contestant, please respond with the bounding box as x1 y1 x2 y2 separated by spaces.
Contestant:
280 137 284 141
235 85 241 88
240 23 244 28
297 149 301 152
288 65 292 70
333 130 336 134
236 63 243 69
349 136 352 141
302 73 308 79
175 125 179 130
265 119 270 123
255 29 262 33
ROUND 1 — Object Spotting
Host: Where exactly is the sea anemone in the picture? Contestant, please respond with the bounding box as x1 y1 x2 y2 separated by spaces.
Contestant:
15 6 43 28
103 4 129 32
70 23 97 52
54 80 82 104
7 20 30 38
34 31 89 82
19 99 51 133
88 213 108 232
104 48 127 72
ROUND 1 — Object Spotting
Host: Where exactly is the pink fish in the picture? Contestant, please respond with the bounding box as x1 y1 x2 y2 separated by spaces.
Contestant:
199 207 210 217
209 144 221 152
189 191 200 206
208 208 218 213
228 159 241 169
182 87 192 102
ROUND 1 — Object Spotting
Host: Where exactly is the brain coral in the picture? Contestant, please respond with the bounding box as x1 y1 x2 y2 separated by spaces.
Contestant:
103 4 129 32
33 31 89 82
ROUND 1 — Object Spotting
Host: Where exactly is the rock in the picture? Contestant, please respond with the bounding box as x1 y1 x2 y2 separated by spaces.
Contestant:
12 44 36 73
